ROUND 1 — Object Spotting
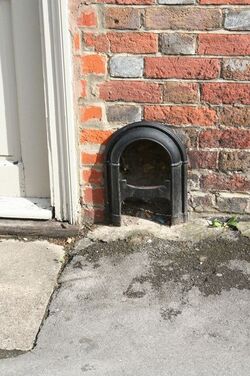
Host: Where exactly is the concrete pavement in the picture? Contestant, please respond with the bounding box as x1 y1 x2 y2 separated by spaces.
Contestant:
0 239 65 352
0 220 249 376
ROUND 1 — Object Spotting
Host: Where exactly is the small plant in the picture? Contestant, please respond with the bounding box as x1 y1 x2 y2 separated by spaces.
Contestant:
210 216 239 231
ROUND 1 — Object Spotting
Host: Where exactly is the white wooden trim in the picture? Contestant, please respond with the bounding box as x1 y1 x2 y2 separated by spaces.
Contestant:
39 0 80 224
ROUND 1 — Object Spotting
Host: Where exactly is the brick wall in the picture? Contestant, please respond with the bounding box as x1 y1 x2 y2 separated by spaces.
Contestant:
69 0 250 223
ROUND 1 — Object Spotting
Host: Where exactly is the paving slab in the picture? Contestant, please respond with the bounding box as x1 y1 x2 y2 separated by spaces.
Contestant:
0 240 65 352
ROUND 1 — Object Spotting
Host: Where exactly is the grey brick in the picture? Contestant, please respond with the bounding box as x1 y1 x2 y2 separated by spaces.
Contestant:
107 105 142 123
216 193 250 214
160 33 196 55
158 0 194 3
225 9 250 31
109 56 143 78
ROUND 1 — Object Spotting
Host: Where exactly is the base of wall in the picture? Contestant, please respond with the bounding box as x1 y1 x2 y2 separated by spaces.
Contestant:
0 219 80 238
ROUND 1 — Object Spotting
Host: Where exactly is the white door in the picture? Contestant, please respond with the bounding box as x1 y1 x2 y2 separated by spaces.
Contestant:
0 0 51 219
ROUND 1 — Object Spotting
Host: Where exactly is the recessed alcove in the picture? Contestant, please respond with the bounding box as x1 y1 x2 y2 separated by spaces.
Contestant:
105 121 188 226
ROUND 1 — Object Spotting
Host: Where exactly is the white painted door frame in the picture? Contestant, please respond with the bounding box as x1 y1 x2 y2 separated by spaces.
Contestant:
39 0 80 224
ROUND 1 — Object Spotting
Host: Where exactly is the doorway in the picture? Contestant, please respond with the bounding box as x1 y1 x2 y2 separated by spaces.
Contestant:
0 0 51 219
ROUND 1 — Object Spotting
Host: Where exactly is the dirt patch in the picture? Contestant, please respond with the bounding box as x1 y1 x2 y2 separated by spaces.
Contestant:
146 235 250 296
80 232 250 296
0 349 25 360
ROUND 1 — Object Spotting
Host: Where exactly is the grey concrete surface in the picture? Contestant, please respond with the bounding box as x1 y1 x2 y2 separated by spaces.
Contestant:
87 217 225 243
0 240 65 351
0 229 249 376
238 221 250 238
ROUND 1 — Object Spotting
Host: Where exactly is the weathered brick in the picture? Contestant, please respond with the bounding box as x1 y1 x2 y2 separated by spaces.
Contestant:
105 7 141 30
160 33 196 55
145 57 220 79
80 106 102 122
81 54 106 74
84 187 105 205
144 106 217 126
82 169 103 185
219 106 250 127
73 33 80 53
101 0 154 3
108 32 157 53
189 192 215 213
199 129 250 149
83 207 104 224
188 171 200 190
202 83 250 105
80 80 87 98
80 129 113 144
163 82 199 104
81 152 103 165
198 34 250 56
83 33 110 53
224 9 250 31
159 0 195 4
145 7 222 30
201 173 250 192
178 128 200 148
99 81 162 103
222 59 250 80
200 0 250 3
219 151 250 172
77 9 97 27
216 193 250 214
188 150 218 169
106 104 141 123
109 56 143 78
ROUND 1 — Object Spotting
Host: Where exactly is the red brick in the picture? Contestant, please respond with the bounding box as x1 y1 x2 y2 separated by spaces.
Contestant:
219 107 250 127
105 7 141 30
99 81 162 103
145 57 220 79
108 32 157 53
82 169 103 185
145 7 222 30
199 129 250 149
80 80 87 98
80 129 113 145
81 152 103 165
77 10 97 27
83 33 110 53
73 33 80 53
80 106 102 122
198 34 250 56
83 207 104 224
81 54 106 74
188 151 218 169
144 106 217 127
84 188 105 205
199 0 250 3
202 83 250 105
201 173 250 192
163 82 199 104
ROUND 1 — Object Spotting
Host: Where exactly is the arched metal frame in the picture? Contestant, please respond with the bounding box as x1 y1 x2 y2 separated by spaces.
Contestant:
105 121 188 226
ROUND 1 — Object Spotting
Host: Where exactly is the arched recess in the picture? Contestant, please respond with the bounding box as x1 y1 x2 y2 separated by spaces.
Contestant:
105 121 188 226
